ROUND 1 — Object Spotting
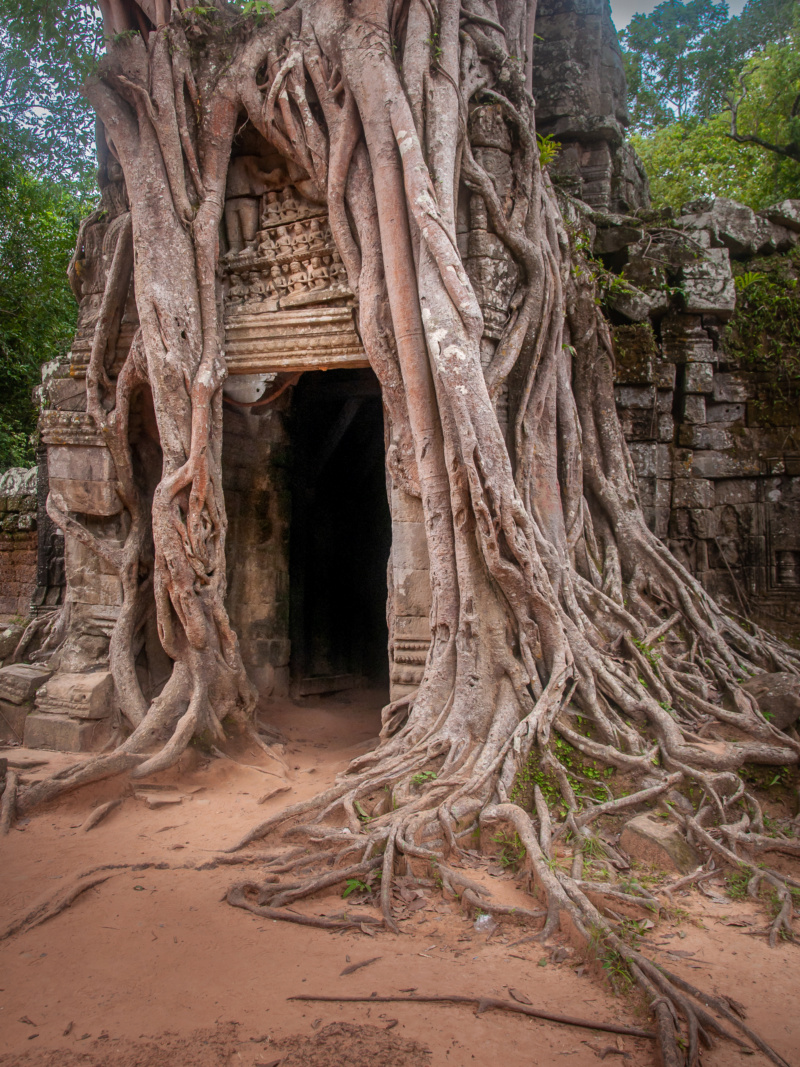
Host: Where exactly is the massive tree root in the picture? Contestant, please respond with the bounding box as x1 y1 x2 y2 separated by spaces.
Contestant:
18 1 800 1062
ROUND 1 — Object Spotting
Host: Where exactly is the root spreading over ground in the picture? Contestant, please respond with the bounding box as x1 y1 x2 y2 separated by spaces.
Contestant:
9 1 800 1064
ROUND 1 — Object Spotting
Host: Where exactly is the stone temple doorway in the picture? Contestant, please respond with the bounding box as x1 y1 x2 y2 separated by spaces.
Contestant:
289 368 391 697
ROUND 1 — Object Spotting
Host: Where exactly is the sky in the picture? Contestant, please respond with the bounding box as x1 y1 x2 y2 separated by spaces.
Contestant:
609 0 747 30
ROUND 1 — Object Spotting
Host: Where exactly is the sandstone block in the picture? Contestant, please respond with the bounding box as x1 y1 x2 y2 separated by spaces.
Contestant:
653 363 676 389
615 386 654 410
706 402 745 424
678 425 733 451
683 363 713 394
681 248 735 317
712 372 754 403
391 520 429 571
741 673 800 730
23 713 110 752
763 199 800 233
49 444 121 516
691 451 762 479
682 395 706 424
607 285 654 323
0 623 24 661
620 814 701 874
0 699 29 743
658 414 675 442
36 670 114 720
628 443 657 479
0 663 53 705
672 478 714 509
593 216 644 255
714 479 758 506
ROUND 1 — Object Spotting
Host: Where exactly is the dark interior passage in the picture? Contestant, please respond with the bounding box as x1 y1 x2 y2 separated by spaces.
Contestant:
289 368 391 692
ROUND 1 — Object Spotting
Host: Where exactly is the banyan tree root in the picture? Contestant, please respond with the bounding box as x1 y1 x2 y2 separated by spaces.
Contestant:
19 1 800 1063
81 797 124 832
289 993 656 1041
0 770 18 835
0 873 112 942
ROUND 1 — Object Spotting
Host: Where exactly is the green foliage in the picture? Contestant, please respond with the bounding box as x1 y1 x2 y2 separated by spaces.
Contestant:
411 769 438 784
536 133 561 167
632 636 663 668
0 1 101 183
725 251 800 397
621 0 729 128
511 732 614 814
623 0 800 209
725 867 751 899
240 0 275 18
632 109 799 212
0 125 87 470
621 0 797 130
341 878 370 898
492 830 526 870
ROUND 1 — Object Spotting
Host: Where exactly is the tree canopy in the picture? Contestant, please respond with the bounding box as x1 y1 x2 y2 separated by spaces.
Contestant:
0 124 89 469
0 1 99 470
621 0 800 210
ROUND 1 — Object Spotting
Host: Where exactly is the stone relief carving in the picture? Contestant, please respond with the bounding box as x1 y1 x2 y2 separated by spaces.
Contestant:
221 165 351 312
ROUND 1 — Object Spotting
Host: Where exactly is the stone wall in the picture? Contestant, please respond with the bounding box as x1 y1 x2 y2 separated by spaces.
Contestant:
0 468 38 618
531 0 649 213
222 395 292 698
597 196 800 626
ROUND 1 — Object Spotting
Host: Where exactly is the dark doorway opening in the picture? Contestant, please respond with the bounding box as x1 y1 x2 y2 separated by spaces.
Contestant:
289 368 391 695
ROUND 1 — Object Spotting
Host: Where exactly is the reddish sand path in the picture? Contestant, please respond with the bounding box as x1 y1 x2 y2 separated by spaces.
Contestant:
1 690 797 1066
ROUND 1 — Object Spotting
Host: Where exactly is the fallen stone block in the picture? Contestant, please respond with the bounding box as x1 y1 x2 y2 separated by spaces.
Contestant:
23 713 111 752
35 671 114 720
0 663 53 705
0 623 25 662
0 699 29 744
763 199 800 233
741 673 800 730
620 814 701 874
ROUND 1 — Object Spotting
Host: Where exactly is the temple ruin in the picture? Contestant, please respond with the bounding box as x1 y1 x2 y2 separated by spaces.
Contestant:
1 0 798 753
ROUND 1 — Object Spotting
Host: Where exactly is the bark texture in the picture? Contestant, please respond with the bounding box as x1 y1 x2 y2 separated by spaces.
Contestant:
21 2 800 1064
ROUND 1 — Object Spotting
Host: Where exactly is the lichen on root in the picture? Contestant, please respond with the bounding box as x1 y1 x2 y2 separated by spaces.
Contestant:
14 1 800 1063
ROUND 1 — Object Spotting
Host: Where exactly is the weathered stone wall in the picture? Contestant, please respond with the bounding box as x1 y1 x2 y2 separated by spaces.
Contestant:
531 0 649 213
598 196 800 626
0 468 39 618
222 395 292 699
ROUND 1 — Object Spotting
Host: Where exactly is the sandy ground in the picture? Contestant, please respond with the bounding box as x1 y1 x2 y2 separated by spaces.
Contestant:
1 689 798 1067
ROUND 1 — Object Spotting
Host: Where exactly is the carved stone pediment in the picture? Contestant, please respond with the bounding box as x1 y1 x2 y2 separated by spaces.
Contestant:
221 173 352 316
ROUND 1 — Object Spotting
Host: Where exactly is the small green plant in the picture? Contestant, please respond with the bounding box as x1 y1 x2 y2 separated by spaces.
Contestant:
112 29 140 42
411 770 438 785
734 270 767 291
726 867 750 900
241 0 275 18
342 878 370 898
600 949 634 994
537 133 561 167
492 830 526 870
632 636 663 668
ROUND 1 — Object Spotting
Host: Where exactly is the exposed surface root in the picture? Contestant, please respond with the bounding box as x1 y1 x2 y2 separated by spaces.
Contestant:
1 770 18 835
0 874 112 942
288 992 656 1040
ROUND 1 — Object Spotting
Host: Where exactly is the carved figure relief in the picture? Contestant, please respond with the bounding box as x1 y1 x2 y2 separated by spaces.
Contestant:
221 163 351 313
68 154 131 357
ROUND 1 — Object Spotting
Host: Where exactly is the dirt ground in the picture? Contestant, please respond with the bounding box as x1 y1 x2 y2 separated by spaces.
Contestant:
1 690 798 1067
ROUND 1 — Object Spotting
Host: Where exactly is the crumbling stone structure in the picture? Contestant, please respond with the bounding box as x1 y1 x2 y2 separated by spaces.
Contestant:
596 197 800 625
0 468 39 618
